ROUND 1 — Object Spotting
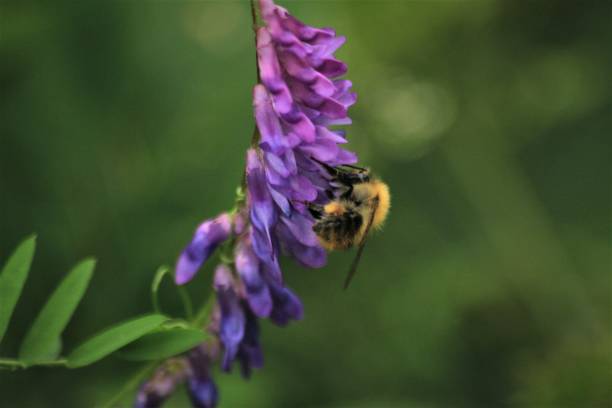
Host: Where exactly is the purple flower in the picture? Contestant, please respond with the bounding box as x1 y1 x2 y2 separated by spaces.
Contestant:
246 149 277 261
187 378 218 408
187 347 219 408
213 264 246 371
245 0 357 275
212 262 266 377
235 308 264 378
175 213 232 285
135 359 190 408
266 273 304 326
213 0 357 375
235 238 272 318
150 1 359 406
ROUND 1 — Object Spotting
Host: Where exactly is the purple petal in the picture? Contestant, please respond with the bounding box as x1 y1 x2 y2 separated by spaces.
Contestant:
187 378 218 408
268 186 291 216
213 264 234 291
261 258 283 284
287 79 346 118
265 152 290 177
258 0 275 17
289 175 318 202
311 36 346 61
246 149 276 251
237 309 264 378
214 266 245 371
276 223 327 268
317 58 348 78
253 85 285 154
333 79 357 106
276 8 335 44
279 107 316 143
235 241 272 318
264 164 285 187
265 277 304 326
175 213 232 285
280 213 319 247
250 225 276 262
333 148 359 165
135 360 189 408
298 138 339 163
317 126 348 144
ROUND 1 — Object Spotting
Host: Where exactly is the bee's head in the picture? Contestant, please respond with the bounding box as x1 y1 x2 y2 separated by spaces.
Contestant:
337 170 370 186
311 157 370 183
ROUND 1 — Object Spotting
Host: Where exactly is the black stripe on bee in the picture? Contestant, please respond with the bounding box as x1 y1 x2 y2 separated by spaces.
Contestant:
313 209 363 248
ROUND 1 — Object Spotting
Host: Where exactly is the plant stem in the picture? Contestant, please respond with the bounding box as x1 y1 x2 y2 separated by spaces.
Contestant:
101 362 157 408
177 286 194 320
250 0 262 148
35 359 68 367
193 294 216 327
250 0 261 83
0 358 67 370
0 358 26 370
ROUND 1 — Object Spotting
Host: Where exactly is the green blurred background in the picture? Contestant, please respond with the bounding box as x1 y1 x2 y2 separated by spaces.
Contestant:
1 0 610 407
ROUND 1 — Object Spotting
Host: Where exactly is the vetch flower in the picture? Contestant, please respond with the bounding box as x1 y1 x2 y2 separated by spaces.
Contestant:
187 347 219 408
210 261 268 377
234 307 264 378
235 238 272 318
213 264 246 371
187 378 218 408
175 213 232 285
135 359 190 408
138 1 359 406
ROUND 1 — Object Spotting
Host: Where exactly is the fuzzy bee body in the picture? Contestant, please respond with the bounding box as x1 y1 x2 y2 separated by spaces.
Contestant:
312 203 363 250
307 160 391 288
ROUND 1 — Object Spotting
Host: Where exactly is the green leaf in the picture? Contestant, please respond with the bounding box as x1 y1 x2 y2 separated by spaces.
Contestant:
18 258 95 363
66 314 168 368
118 327 207 361
0 235 36 344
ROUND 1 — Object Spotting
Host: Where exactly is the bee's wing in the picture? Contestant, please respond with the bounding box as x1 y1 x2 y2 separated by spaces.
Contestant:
343 196 379 290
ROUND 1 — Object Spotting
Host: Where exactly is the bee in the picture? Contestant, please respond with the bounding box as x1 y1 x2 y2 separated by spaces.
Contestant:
307 159 390 289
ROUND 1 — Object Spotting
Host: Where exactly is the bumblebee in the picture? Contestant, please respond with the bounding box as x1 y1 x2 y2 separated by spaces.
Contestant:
308 160 390 289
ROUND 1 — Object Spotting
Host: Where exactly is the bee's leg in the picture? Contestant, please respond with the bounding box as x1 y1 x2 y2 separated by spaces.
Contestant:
340 184 354 199
312 216 340 243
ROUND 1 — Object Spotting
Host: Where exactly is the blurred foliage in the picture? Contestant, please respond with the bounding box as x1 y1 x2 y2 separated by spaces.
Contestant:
0 0 610 407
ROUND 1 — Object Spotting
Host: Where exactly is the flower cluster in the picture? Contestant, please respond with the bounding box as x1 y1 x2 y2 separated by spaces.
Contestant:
136 0 357 406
